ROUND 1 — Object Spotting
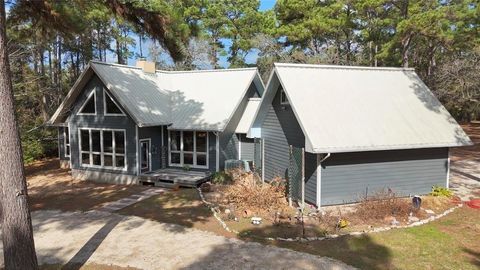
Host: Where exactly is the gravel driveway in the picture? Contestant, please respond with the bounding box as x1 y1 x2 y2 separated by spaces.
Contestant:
0 210 354 270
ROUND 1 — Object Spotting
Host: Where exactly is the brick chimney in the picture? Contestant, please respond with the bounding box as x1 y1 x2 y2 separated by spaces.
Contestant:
136 59 156 74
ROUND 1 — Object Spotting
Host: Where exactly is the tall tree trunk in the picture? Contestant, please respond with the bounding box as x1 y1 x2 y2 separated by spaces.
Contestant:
116 38 122 64
139 33 143 58
39 47 49 122
401 34 412 68
56 35 62 106
0 1 39 269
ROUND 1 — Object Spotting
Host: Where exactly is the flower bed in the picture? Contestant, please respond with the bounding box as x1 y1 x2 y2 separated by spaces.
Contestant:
201 170 460 240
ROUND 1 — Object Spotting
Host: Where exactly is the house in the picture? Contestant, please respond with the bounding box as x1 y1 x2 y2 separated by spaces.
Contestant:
248 63 472 206
48 60 264 185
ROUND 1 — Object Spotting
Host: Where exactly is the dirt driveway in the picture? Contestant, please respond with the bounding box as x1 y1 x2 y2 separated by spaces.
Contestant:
0 210 354 270
450 124 480 200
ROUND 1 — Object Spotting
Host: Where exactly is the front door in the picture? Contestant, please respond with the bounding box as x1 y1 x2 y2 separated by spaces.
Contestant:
140 139 151 173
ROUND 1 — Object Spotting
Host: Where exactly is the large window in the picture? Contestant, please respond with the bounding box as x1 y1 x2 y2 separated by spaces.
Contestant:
64 127 70 157
103 89 125 116
78 90 96 114
169 130 208 168
79 128 126 169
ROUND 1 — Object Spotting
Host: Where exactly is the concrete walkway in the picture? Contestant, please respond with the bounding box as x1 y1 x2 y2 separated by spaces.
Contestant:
450 160 480 200
97 188 165 212
0 210 355 270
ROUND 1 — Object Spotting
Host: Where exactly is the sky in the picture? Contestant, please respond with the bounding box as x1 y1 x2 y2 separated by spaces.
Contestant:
120 0 277 68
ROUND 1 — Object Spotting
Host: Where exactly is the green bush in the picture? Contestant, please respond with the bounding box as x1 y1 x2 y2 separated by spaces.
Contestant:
430 185 453 197
211 171 233 185
22 137 44 164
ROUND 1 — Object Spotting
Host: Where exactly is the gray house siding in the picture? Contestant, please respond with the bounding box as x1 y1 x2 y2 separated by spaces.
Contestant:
138 126 163 171
57 127 68 161
238 134 255 161
261 88 317 204
219 84 259 169
67 75 137 176
320 148 449 205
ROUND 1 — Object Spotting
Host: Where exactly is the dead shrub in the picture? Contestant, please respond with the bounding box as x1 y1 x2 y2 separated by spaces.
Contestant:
223 169 289 219
355 189 411 222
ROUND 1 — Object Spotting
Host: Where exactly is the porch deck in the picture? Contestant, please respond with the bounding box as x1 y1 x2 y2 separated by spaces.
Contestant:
139 168 212 188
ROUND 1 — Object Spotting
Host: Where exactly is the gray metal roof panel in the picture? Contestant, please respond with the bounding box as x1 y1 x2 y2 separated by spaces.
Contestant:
51 62 261 131
267 63 472 153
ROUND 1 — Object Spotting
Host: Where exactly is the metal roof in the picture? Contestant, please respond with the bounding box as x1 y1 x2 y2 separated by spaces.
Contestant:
250 63 472 153
235 98 261 133
50 61 263 131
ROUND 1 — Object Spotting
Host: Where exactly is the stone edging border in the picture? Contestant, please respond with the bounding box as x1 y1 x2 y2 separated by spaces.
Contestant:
197 188 239 234
197 188 463 242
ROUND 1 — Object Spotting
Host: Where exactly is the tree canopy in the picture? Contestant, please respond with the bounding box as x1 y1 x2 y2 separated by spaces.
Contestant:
4 0 479 162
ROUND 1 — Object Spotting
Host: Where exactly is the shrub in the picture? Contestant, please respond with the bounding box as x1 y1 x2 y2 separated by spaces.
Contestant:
223 170 289 219
355 189 411 221
22 137 44 164
211 171 233 185
430 186 453 197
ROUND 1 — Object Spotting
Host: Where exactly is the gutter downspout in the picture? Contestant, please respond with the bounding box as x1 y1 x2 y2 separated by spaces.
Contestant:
214 131 220 172
316 153 331 209
318 153 331 163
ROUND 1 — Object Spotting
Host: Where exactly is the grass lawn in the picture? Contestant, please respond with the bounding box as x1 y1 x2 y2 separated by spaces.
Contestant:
26 159 148 212
253 206 480 270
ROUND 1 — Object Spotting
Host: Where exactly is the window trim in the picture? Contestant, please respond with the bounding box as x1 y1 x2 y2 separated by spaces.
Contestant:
280 88 289 105
103 89 126 116
78 128 127 171
78 90 97 115
64 127 70 157
168 130 209 169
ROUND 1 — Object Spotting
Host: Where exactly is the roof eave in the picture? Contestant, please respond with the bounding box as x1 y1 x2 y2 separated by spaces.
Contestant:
308 141 474 154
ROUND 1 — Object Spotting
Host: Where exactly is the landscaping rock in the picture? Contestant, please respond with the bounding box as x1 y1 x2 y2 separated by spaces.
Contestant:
408 216 420 223
425 209 435 215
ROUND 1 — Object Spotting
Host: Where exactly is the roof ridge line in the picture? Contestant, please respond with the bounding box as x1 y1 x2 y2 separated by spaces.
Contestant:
158 67 257 74
274 62 415 71
90 60 257 73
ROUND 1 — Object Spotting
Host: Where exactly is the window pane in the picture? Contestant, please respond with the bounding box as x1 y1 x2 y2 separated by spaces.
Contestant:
91 130 101 152
171 153 180 164
105 91 123 114
80 130 89 151
196 132 207 152
170 131 181 151
184 131 194 152
81 153 90 165
104 154 113 167
115 155 125 168
65 128 69 144
184 153 193 165
141 142 149 168
92 154 101 166
66 146 70 156
114 131 125 154
197 154 206 166
80 93 95 114
103 131 113 153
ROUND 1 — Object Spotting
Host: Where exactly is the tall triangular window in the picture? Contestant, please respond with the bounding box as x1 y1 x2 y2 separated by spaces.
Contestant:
104 90 124 115
79 90 96 114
